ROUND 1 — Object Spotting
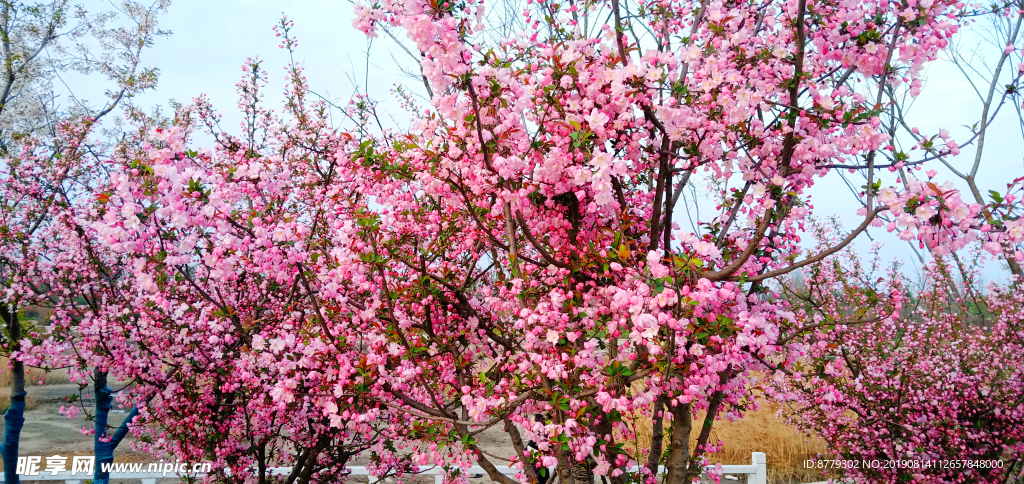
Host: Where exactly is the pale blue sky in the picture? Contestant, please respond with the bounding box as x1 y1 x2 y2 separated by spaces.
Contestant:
128 0 412 129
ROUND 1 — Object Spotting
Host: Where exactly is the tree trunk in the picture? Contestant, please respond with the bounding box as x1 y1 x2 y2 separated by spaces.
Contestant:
682 367 735 483
646 396 666 476
93 370 140 483
664 401 692 484
589 406 627 484
0 304 25 484
505 418 541 484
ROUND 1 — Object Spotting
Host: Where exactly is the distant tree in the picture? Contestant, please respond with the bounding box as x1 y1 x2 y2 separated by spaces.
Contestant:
0 1 168 483
775 238 1024 483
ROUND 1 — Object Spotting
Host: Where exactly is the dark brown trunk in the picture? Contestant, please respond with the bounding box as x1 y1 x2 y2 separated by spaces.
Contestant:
295 438 327 484
257 440 267 484
683 367 735 482
285 447 313 484
454 420 517 484
468 442 519 484
1 306 23 395
646 396 666 475
505 419 540 484
664 402 692 484
554 439 576 484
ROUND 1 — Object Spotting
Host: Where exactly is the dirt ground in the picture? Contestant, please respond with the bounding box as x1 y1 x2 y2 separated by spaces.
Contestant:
9 384 138 457
1 383 157 483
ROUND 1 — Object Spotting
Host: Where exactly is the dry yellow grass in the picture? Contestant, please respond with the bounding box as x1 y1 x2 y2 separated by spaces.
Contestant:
0 356 70 412
617 381 827 483
0 391 40 412
0 356 71 387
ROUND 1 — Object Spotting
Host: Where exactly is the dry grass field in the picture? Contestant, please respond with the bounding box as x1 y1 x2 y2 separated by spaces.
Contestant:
0 356 71 412
617 378 829 484
620 403 828 483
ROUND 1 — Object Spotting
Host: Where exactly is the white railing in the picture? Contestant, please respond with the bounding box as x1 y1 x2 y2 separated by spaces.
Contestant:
0 452 768 484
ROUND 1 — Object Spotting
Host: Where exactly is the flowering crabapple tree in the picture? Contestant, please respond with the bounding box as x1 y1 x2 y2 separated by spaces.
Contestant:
17 48 416 483
764 8 1024 481
887 0 1024 277
0 1 169 482
0 0 169 155
298 0 1002 481
0 118 160 484
771 237 1024 483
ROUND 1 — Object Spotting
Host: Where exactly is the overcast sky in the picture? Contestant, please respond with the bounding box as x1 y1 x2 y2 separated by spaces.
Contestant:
77 0 1023 285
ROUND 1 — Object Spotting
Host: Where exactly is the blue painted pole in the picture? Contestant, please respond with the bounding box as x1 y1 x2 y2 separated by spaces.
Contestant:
0 391 26 484
0 306 25 484
93 385 139 484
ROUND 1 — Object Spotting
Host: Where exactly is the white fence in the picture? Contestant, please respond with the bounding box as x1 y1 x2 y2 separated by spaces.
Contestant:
0 452 768 484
